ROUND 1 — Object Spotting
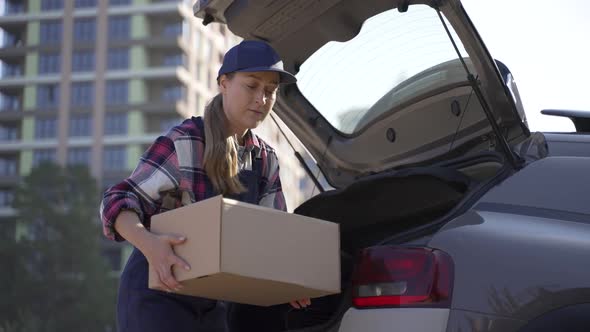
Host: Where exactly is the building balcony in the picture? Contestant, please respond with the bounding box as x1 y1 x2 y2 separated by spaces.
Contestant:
2 1 27 15
0 62 23 78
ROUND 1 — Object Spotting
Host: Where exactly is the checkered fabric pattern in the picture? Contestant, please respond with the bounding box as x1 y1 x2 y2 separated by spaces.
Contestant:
99 116 286 242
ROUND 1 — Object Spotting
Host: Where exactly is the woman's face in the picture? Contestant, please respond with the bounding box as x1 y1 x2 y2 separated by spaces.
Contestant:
219 71 280 137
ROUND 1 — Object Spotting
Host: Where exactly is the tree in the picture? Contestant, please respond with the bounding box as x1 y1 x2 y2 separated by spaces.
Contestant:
0 163 117 332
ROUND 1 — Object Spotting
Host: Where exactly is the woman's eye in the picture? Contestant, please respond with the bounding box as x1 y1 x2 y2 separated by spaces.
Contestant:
247 85 256 89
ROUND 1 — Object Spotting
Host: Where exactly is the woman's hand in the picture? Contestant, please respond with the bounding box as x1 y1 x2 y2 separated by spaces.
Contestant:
143 233 191 292
289 298 311 309
113 211 190 293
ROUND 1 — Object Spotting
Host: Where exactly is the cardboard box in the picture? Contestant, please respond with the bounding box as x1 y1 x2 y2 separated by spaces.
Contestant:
148 195 341 306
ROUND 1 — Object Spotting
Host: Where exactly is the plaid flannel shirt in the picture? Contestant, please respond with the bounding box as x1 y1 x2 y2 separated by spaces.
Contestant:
99 116 286 242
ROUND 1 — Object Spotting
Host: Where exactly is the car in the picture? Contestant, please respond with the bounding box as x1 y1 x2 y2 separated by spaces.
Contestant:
195 1 590 331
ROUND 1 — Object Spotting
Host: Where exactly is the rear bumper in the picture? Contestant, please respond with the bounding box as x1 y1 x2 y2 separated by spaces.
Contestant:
337 308 449 332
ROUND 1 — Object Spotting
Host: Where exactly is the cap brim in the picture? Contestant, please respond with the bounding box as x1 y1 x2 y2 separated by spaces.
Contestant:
235 66 297 84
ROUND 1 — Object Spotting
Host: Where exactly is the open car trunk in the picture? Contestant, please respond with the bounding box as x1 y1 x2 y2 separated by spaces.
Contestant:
272 152 507 331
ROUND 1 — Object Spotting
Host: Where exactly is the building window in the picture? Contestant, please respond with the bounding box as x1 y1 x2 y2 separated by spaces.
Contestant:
109 0 131 6
41 0 63 11
0 190 14 207
163 22 182 37
69 114 92 137
0 93 20 112
108 16 130 41
107 48 129 70
39 21 62 44
70 82 94 107
73 18 96 42
1 30 23 47
162 53 184 67
162 85 184 102
72 50 95 72
75 0 96 8
0 157 17 176
34 117 57 139
38 52 61 74
0 125 18 141
67 147 91 166
37 84 60 109
32 149 56 167
5 0 25 14
1 61 23 77
105 80 128 105
159 117 181 133
103 146 126 171
104 113 127 135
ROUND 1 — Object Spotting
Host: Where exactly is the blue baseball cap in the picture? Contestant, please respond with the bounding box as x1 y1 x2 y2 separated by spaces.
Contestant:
217 40 297 84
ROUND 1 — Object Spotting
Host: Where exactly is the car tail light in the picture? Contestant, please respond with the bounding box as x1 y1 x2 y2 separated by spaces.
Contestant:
351 246 453 308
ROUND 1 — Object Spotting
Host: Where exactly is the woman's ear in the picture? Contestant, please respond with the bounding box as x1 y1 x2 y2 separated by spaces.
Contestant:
218 74 229 93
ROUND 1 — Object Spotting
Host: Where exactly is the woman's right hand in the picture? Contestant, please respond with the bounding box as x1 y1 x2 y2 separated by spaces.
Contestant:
143 233 191 292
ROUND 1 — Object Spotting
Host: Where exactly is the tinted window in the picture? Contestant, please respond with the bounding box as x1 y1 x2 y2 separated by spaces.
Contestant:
105 80 128 105
70 82 94 107
108 16 130 41
37 84 60 109
73 18 96 42
39 21 62 44
103 146 126 171
38 52 60 74
72 50 95 72
107 48 129 70
104 113 127 135
69 114 92 137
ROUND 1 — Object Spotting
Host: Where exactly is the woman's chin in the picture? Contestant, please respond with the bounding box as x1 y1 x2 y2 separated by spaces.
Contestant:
244 118 264 130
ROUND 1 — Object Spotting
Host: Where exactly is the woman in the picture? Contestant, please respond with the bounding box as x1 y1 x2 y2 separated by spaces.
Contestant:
100 40 310 332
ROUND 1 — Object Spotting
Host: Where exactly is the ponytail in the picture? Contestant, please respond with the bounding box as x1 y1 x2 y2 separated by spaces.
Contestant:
203 93 246 195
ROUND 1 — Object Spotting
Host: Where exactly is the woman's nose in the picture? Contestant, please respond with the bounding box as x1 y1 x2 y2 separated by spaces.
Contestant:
254 89 266 105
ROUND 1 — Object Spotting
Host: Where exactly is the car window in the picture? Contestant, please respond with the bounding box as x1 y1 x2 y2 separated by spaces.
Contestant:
296 5 470 134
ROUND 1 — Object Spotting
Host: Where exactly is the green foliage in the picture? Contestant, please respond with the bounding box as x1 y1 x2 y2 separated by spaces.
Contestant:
0 163 117 332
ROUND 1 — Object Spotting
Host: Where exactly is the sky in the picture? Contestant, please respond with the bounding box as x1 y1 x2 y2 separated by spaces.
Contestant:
460 0 590 132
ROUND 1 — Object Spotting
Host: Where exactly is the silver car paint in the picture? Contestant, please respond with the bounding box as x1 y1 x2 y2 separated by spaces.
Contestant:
428 156 590 323
544 133 590 158
445 309 525 332
338 308 450 332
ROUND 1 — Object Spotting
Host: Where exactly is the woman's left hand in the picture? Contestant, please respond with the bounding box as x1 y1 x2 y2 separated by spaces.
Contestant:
289 298 311 309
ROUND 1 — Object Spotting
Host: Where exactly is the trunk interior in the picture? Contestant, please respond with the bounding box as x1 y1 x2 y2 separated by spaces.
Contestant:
278 152 505 331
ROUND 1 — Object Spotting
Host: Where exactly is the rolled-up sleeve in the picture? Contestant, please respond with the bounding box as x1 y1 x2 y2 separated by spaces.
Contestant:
100 134 181 242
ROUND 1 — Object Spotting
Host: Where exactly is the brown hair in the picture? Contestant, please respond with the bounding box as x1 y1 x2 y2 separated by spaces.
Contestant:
203 76 246 195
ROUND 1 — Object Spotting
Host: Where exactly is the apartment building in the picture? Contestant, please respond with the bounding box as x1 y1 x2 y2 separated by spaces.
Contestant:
0 0 317 271
0 0 243 269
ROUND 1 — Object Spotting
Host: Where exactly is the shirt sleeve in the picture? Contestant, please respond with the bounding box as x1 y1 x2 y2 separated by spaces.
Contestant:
258 152 287 212
99 133 181 242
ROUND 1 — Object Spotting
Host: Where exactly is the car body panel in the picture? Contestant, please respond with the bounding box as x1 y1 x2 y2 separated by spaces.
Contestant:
544 133 590 158
445 309 525 332
428 156 590 321
476 156 590 215
430 209 590 320
338 308 450 332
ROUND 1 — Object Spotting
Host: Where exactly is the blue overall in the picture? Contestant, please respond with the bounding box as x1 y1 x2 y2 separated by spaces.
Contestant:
116 158 263 332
